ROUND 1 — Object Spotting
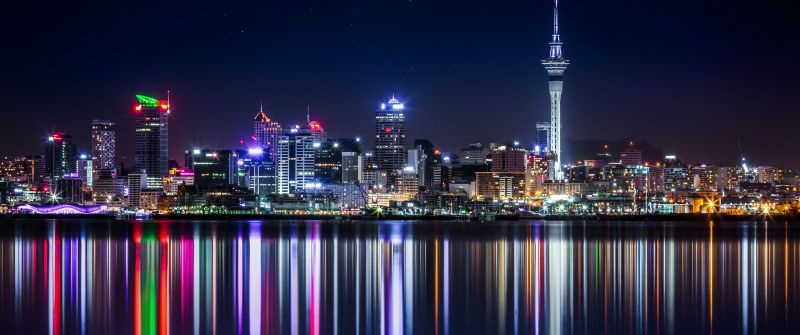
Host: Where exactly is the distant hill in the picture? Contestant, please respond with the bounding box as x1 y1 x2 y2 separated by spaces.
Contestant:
563 138 665 164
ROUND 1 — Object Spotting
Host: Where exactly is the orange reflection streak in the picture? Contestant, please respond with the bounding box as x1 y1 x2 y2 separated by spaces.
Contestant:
785 224 789 318
434 238 439 335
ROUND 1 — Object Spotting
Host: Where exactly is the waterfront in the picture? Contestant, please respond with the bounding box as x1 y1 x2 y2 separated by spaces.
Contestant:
1 219 799 334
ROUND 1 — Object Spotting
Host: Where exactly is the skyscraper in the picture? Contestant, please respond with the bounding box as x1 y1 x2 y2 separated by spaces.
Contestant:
253 103 282 163
374 95 406 172
277 126 316 194
91 119 116 171
541 0 569 180
133 94 169 189
45 132 77 181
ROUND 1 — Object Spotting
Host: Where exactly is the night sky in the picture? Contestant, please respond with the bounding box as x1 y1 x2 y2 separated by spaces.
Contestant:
1 1 798 167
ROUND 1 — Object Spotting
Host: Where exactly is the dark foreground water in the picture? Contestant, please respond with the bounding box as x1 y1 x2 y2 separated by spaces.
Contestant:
1 219 799 334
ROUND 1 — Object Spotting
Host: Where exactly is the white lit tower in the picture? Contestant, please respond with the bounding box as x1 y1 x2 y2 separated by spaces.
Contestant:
541 0 569 180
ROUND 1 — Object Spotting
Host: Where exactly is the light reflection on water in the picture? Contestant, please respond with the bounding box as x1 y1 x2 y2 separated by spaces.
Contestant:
0 219 799 334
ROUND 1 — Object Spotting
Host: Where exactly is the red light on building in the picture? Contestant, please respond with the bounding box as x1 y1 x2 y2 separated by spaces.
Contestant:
239 139 244 145
160 104 169 110
384 127 392 133
309 121 321 130
134 104 142 112
51 134 62 141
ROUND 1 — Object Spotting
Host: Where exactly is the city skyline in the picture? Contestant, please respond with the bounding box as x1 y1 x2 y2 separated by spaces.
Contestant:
1 1 799 167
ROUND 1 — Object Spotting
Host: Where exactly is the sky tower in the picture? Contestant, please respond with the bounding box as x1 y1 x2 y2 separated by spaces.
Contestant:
542 0 569 180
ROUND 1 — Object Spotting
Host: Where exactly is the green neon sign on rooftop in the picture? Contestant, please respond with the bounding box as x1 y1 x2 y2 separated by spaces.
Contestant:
135 94 159 107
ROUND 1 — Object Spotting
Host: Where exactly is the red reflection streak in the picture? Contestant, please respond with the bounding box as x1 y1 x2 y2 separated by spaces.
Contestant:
134 224 141 335
54 229 61 335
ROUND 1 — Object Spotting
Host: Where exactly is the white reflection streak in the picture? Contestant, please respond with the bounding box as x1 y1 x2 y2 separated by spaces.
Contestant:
404 238 413 335
290 237 298 335
390 239 403 335
237 235 242 333
249 228 262 334
513 239 519 335
741 228 749 332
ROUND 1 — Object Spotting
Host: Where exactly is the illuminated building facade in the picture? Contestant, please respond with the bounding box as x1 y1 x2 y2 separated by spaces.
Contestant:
253 104 282 163
191 149 242 192
133 94 169 189
278 127 316 194
541 0 569 180
45 132 77 181
475 171 526 201
535 122 550 154
238 148 277 196
491 144 526 172
90 119 116 172
374 96 406 172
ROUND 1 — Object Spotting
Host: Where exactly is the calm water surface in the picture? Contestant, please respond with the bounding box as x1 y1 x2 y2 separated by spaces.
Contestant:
1 219 799 334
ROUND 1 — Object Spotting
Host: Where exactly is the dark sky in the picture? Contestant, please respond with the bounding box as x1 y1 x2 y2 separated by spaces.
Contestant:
1 1 798 167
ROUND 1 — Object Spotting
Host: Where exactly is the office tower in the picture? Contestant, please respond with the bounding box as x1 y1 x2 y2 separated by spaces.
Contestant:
239 148 276 196
620 142 643 166
45 132 77 181
190 149 242 192
535 122 550 154
133 94 169 189
407 148 426 187
397 166 420 199
490 144 526 172
314 141 343 183
91 120 116 173
277 127 316 194
77 154 93 189
542 0 569 179
253 103 282 163
374 95 406 172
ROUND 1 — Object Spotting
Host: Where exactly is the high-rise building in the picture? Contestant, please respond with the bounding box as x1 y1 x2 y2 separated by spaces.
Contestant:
253 103 282 163
77 154 93 190
45 132 77 181
278 127 316 194
190 149 242 192
541 0 569 180
490 144 526 172
475 172 526 201
535 122 550 154
238 148 276 196
128 173 147 209
308 121 327 144
133 94 170 189
341 152 360 183
91 119 116 172
374 95 406 172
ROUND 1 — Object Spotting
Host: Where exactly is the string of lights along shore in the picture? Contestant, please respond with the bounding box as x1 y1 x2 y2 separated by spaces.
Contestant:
3 0 799 218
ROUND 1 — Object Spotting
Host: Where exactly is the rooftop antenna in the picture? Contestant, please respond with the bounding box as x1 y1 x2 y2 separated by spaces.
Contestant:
167 89 171 114
306 105 311 123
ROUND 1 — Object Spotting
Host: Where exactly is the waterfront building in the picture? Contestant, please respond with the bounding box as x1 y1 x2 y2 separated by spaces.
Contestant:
238 148 277 196
127 173 147 209
55 177 83 204
475 171 526 201
76 154 93 190
133 94 170 189
163 168 195 196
